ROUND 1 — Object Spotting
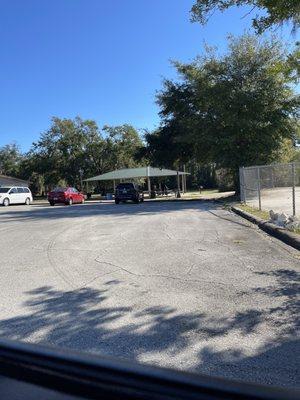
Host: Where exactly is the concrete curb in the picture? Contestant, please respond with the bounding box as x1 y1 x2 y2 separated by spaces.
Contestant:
232 206 300 251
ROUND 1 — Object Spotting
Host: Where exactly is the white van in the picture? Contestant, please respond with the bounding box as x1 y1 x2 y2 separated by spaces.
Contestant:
0 186 33 206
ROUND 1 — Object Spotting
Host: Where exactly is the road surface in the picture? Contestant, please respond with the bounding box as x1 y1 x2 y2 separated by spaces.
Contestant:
0 200 299 388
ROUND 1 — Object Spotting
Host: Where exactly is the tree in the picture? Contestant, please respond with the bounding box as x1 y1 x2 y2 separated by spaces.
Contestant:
26 117 108 188
18 118 143 191
146 35 299 190
190 0 300 33
0 143 23 176
103 124 143 169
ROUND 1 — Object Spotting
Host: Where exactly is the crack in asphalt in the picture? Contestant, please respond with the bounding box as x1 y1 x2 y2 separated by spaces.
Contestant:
93 258 245 289
46 230 77 289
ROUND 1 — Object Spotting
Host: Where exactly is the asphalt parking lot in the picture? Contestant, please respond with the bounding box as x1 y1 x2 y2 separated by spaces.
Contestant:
0 200 299 389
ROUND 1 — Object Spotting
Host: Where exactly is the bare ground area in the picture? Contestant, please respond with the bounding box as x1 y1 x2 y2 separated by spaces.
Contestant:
246 186 300 217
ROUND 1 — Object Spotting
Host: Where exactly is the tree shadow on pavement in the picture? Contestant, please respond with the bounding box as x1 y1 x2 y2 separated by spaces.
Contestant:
0 285 202 359
195 268 300 388
0 268 298 388
252 269 299 335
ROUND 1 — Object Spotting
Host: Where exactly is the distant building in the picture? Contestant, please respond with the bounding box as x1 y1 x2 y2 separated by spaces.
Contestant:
294 138 300 148
0 174 29 187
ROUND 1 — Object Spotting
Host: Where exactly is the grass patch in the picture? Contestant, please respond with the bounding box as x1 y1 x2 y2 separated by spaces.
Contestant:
237 203 270 220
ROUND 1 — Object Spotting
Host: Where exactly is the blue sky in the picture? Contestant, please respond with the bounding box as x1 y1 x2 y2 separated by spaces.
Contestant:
0 0 296 151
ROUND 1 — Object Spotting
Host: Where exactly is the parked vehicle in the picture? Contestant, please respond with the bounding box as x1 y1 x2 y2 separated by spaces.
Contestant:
47 187 85 206
115 183 144 204
0 186 33 206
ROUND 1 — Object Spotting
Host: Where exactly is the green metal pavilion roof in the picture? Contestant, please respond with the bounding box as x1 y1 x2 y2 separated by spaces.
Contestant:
85 167 189 181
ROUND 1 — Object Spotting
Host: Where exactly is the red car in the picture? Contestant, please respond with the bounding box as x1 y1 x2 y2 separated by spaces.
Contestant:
48 187 85 206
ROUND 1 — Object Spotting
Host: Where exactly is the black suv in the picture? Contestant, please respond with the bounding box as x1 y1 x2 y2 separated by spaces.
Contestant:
115 183 144 204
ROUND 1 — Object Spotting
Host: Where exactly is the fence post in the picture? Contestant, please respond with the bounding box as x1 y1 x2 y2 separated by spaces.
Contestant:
292 162 296 216
257 166 261 211
239 167 245 202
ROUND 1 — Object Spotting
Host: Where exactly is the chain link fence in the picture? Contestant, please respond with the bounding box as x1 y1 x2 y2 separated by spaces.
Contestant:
240 162 300 217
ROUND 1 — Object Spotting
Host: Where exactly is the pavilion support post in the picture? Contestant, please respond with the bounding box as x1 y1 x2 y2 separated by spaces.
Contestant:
176 171 181 198
183 164 187 192
147 177 151 196
147 166 151 197
113 180 116 192
181 173 185 194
